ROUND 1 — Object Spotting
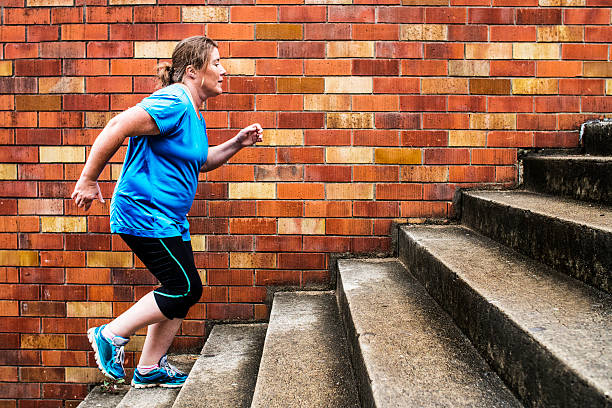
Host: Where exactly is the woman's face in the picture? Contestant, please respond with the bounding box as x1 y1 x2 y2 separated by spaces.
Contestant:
198 47 226 98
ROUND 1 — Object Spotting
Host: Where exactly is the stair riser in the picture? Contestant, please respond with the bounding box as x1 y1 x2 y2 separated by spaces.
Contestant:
583 122 612 156
523 157 612 205
398 230 609 408
336 278 375 408
462 194 611 294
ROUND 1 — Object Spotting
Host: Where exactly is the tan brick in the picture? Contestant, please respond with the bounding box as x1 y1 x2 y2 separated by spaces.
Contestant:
260 130 303 146
19 199 63 215
537 26 583 42
230 252 276 269
327 113 373 129
278 78 324 94
513 43 559 60
325 77 372 94
305 95 351 111
466 43 512 60
135 42 178 59
278 218 325 235
65 367 105 383
39 77 84 93
449 130 487 146
584 62 612 78
449 60 489 77
327 42 375 58
182 6 228 22
539 0 584 5
125 335 145 352
21 334 65 349
86 112 118 128
41 217 86 233
327 183 374 200
422 78 468 94
40 146 85 163
87 252 132 268
0 61 13 76
607 80 612 96
223 59 255 76
229 182 276 199
257 24 302 40
470 114 516 130
400 25 447 41
375 148 422 164
512 78 558 94
306 0 350 4
0 300 19 316
0 164 17 180
327 147 372 163
0 251 39 267
403 0 447 4
191 235 206 252
110 0 154 3
16 95 62 112
27 0 73 4
111 164 123 181
67 302 112 317
401 166 448 182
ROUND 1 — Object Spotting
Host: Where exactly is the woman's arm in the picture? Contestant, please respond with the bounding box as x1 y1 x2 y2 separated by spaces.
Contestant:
201 123 263 173
71 106 159 210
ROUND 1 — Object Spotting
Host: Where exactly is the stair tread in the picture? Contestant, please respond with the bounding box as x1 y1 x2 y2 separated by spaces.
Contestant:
526 155 612 162
465 190 612 231
402 224 612 394
116 354 198 408
251 291 360 408
77 385 129 408
173 323 266 408
338 258 522 407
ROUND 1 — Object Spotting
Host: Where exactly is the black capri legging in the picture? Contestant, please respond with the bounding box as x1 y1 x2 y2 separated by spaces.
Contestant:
120 234 203 320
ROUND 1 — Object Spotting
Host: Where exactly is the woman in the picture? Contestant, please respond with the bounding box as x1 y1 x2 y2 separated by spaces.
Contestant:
71 36 263 388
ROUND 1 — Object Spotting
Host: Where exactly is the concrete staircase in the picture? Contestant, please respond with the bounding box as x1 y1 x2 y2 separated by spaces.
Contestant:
80 120 611 407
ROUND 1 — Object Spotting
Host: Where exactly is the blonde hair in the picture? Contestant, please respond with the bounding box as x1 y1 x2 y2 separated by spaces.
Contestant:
156 36 218 87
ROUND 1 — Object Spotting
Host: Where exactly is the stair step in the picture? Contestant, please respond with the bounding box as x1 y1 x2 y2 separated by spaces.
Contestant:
251 291 360 408
116 354 198 408
583 120 612 156
173 323 267 408
399 225 612 407
337 258 522 407
462 190 611 294
77 385 129 408
523 155 612 205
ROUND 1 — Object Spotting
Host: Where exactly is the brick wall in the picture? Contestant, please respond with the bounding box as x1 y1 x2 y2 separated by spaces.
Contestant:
1 0 611 405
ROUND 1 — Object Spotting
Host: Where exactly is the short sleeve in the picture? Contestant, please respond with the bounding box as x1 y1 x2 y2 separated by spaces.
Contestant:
137 88 188 136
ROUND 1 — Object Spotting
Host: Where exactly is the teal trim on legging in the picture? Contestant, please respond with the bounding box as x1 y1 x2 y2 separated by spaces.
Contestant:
153 238 191 298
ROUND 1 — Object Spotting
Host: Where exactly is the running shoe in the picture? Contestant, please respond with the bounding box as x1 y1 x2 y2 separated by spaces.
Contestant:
87 325 127 381
131 355 188 388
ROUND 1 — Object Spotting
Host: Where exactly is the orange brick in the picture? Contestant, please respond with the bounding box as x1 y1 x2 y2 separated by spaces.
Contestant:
353 165 399 182
326 218 372 235
304 201 351 218
61 24 108 41
231 6 277 22
377 183 422 200
230 218 276 234
472 148 516 165
401 165 448 182
537 61 582 78
257 201 303 217
400 59 445 76
256 59 303 75
304 60 352 76
277 183 325 199
353 95 399 111
449 166 495 182
488 131 533 147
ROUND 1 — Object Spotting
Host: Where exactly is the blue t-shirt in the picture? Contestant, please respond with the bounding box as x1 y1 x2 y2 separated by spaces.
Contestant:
110 84 208 241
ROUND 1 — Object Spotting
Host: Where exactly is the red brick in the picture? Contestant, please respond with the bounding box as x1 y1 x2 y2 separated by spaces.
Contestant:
448 95 486 112
0 284 38 300
64 59 109 76
469 8 514 24
111 24 157 40
279 42 325 58
448 25 488 42
0 317 39 333
0 383 40 399
353 24 399 41
277 182 325 199
21 301 65 317
425 148 470 164
491 26 536 42
41 42 86 58
304 201 351 217
62 24 108 41
558 114 597 131
472 148 516 165
400 95 446 112
377 183 422 200
559 79 605 96
278 112 324 129
534 131 579 148
425 43 464 59
423 183 456 200
158 23 206 40
207 94 254 111
402 60 447 76
304 165 350 182
42 383 87 400
207 304 252 321
488 96 533 113
20 268 64 284
230 41 277 58
42 318 87 334
111 94 147 110
229 286 267 303
206 165 255 182
42 350 87 367
516 8 561 25
354 95 399 111
134 6 181 22
201 287 228 303
209 24 254 40
87 76 133 93
279 6 326 22
583 97 612 113
189 218 228 234
376 42 422 59
87 6 133 23
227 146 276 164
278 253 326 269
329 6 375 22
449 166 495 182
255 270 300 286
304 130 351 146
41 251 85 268
326 218 372 235
231 6 277 22
586 27 612 43
230 218 276 234
208 269 252 286
375 113 420 129
535 96 580 113
64 94 109 111
134 77 159 93
52 7 83 24
352 59 399 75
537 61 581 78
0 233 17 249
302 270 330 286
42 285 86 301
5 43 38 59
0 77 37 94
352 236 391 253
488 131 533 147
257 59 303 75
490 61 535 77
228 77 276 93
304 24 351 40
564 8 609 25
562 44 608 61
87 41 133 58
353 201 400 217
402 130 448 147
425 7 466 23
229 112 276 129
111 59 157 75
209 201 256 217
15 59 61 77
423 113 469 130
0 146 38 163
0 182 37 197
257 201 303 217
354 130 400 146
378 6 423 23
5 8 50 24
256 95 302 111
0 26 25 42
302 236 351 253
28 25 59 42
255 236 302 252
18 233 63 250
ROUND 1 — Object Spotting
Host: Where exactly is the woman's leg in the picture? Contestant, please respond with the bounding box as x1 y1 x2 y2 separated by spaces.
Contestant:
106 291 166 338
138 318 184 366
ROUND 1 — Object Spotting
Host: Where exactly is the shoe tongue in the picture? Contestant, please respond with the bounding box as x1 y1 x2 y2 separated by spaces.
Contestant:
159 355 168 367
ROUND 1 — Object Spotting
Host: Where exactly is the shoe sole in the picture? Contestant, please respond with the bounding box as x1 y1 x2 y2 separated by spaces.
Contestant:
87 327 125 383
131 381 184 389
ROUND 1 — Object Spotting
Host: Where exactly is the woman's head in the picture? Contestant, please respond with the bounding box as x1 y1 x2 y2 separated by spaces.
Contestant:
157 36 218 87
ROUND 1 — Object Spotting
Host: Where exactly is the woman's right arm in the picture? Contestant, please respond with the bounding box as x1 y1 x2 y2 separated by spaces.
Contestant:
72 106 159 210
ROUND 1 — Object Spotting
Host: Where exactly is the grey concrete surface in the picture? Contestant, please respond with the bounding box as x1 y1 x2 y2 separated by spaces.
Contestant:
400 224 612 407
173 323 267 408
251 291 360 408
77 385 129 408
337 258 522 408
463 190 611 293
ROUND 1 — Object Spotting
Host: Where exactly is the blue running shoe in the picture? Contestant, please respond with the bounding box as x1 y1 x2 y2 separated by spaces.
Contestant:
131 355 188 388
87 325 127 381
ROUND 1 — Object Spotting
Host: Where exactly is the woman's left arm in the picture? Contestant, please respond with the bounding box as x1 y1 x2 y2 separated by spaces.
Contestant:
201 123 263 173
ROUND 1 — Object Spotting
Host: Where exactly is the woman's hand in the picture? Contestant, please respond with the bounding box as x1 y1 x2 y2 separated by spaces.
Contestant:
235 123 263 147
71 177 105 211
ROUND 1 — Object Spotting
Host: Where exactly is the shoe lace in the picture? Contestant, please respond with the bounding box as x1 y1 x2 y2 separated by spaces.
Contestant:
159 355 184 378
114 345 125 367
